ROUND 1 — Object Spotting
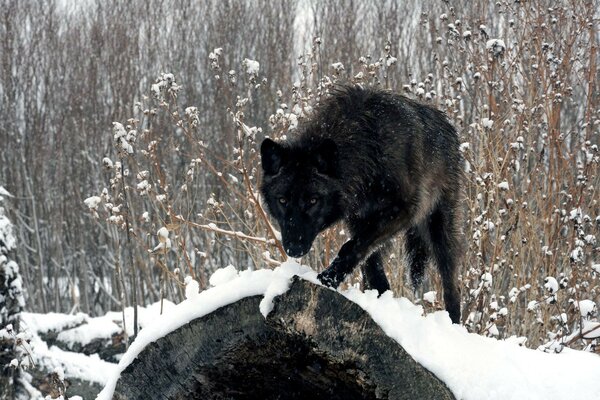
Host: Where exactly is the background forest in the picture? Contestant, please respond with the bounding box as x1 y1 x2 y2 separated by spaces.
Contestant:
1 0 599 353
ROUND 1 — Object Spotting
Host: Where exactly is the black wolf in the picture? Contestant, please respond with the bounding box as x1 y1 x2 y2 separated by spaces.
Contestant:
260 86 463 324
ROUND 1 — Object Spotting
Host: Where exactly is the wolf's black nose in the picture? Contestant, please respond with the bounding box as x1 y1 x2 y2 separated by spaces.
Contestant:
285 243 309 258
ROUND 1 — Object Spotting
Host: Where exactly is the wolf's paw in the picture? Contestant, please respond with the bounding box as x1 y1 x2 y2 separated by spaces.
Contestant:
317 268 342 288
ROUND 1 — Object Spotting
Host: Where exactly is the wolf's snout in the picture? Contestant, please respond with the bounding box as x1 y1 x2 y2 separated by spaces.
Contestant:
284 242 310 258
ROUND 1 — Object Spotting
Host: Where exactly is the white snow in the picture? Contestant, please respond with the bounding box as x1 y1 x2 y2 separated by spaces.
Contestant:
136 180 151 194
0 186 11 200
112 122 134 154
54 366 65 381
157 227 169 242
56 317 121 348
152 227 171 253
21 312 88 334
209 264 239 286
330 62 345 72
527 300 539 311
0 213 16 251
39 343 115 385
486 39 506 55
576 300 597 318
83 196 102 210
243 58 260 75
423 291 437 304
184 276 200 300
582 320 600 339
102 157 113 169
544 276 559 294
96 262 600 400
209 47 222 61
20 300 177 391
20 327 117 385
497 181 510 191
482 117 494 129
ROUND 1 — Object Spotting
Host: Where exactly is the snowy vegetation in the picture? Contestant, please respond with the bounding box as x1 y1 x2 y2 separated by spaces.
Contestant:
0 0 599 397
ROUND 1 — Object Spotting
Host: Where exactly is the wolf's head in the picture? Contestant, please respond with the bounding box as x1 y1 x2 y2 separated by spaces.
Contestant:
260 138 343 258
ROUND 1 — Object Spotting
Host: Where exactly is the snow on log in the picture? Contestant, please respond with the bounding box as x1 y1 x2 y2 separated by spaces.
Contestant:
111 277 454 400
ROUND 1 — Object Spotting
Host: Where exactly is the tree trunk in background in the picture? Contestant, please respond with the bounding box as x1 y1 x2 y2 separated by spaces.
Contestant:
113 278 454 400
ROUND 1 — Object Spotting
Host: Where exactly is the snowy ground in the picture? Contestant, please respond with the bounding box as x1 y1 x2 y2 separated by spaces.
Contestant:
97 262 600 400
17 301 176 399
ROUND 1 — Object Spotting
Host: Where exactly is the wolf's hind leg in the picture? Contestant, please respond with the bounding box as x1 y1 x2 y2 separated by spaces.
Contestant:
361 251 390 294
428 203 462 324
405 225 430 289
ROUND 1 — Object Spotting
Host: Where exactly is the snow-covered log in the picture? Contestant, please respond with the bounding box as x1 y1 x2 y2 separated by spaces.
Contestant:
112 277 454 399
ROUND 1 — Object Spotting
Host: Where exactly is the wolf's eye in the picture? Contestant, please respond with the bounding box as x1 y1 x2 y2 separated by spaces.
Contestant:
309 198 318 205
278 197 287 205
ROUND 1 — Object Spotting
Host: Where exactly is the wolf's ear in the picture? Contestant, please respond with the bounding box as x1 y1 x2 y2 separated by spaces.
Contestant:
261 138 284 175
314 138 338 176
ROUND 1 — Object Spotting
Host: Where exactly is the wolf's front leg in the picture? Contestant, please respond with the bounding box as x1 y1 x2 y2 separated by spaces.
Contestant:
317 239 361 288
317 207 412 289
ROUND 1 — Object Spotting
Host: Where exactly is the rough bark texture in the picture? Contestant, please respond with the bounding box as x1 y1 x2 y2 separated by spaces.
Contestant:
113 278 455 400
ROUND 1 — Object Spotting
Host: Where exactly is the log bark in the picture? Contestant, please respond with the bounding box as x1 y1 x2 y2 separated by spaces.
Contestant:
113 278 455 400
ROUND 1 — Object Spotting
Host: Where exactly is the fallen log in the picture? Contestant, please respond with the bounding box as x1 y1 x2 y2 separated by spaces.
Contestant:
113 277 454 399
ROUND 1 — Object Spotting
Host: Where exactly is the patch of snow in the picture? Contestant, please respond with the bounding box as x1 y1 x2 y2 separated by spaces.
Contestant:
21 313 87 334
497 181 509 191
184 276 200 300
423 291 437 304
27 331 116 385
482 118 493 129
151 227 171 253
54 366 65 381
209 264 239 287
83 196 102 210
157 227 169 242
576 300 597 318
102 157 113 169
331 62 345 72
486 39 506 55
0 186 11 201
527 300 539 311
243 58 260 75
56 317 121 348
544 276 559 294
581 320 600 339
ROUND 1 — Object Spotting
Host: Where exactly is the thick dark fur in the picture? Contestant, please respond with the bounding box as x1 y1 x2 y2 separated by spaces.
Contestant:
260 85 463 323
